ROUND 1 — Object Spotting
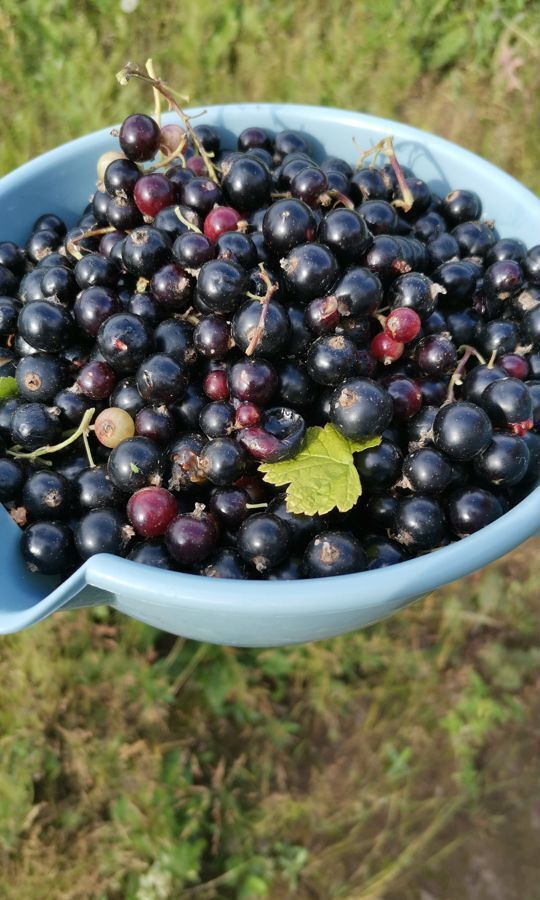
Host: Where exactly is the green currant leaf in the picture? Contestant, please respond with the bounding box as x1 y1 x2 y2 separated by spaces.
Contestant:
258 423 381 516
0 377 18 401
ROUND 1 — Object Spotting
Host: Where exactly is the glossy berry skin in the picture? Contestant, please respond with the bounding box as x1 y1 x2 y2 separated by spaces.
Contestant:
16 355 65 403
136 354 187 404
239 407 305 462
365 536 409 569
216 232 257 269
173 231 216 269
442 189 482 225
122 227 171 278
199 401 235 438
223 157 272 211
447 488 503 537
196 259 248 316
22 521 76 574
370 332 404 365
474 433 530 487
22 470 71 520
318 208 372 263
18 300 73 352
10 403 62 451
500 354 529 381
392 496 446 551
383 375 422 422
355 440 403 490
200 437 246 485
385 307 421 343
209 487 249 529
483 259 524 300
263 199 316 257
388 272 439 319
133 404 173 444
133 174 176 217
150 263 193 311
238 126 273 152
281 242 338 304
72 287 120 337
194 315 231 359
479 378 533 434
76 361 115 400
0 240 26 276
200 548 248 579
104 157 140 196
41 265 77 304
26 229 60 264
54 389 93 428
433 402 493 461
107 437 163 492
463 364 506 406
333 267 382 316
330 377 393 440
165 510 218 567
521 306 540 349
97 313 152 374
306 335 358 386
0 398 22 442
119 113 160 162
74 465 121 510
237 513 290 573
304 295 340 335
203 369 230 401
415 335 457 376
407 405 438 446
153 319 195 366
110 377 145 418
432 261 476 305
74 253 118 291
232 299 290 357
203 206 243 243
75 508 130 560
127 486 178 538
267 496 323 549
228 358 277 404
0 458 25 502
303 531 366 578
0 296 21 336
127 539 175 569
402 447 452 495
106 195 143 231
523 245 540 285
278 361 316 408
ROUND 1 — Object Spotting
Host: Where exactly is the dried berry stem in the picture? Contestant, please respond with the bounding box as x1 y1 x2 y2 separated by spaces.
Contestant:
356 135 414 212
446 345 486 403
117 62 219 183
245 264 279 357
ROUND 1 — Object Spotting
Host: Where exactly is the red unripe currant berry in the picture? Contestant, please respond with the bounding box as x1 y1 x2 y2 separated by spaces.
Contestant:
235 403 262 428
499 353 529 380
203 370 230 401
370 332 404 365
134 174 176 218
385 307 422 343
204 206 242 242
127 486 178 538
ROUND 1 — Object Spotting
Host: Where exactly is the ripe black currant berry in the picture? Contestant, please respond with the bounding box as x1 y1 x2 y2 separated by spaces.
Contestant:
22 521 76 574
10 402 62 451
16 354 66 402
200 437 246 485
306 334 358 386
165 508 218 567
262 199 316 257
75 508 131 559
391 495 446 551
97 313 152 374
237 512 291 572
41 265 77 304
107 436 163 492
303 531 367 577
278 360 316 408
196 259 249 316
122 226 171 278
232 298 290 357
200 548 248 579
442 189 482 225
401 447 452 495
119 113 161 162
223 157 272 211
433 401 493 461
18 300 73 352
479 378 534 434
136 353 187 404
172 231 216 269
22 469 71 520
74 253 119 290
330 377 393 440
447 487 503 537
0 458 25 502
318 208 372 263
281 242 338 303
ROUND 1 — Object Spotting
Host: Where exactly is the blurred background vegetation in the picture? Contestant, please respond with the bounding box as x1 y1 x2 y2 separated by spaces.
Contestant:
1 1 540 897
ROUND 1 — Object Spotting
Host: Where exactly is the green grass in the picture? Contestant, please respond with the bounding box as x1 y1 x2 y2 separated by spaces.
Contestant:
1 1 540 897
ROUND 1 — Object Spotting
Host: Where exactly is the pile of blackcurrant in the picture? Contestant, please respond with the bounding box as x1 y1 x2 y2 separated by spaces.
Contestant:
0 77 539 582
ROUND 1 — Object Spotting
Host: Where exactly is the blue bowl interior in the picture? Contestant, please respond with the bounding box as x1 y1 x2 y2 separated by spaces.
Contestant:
0 103 539 645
